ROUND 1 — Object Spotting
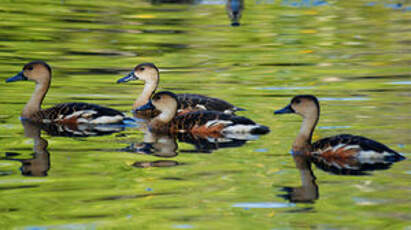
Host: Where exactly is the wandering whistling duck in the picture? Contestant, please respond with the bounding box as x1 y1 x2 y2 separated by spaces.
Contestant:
135 91 269 136
274 95 405 162
6 61 132 124
116 63 245 118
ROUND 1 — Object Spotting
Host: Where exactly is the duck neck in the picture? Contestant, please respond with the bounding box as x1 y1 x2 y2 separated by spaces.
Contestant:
292 114 318 153
133 80 158 110
151 109 175 125
22 79 50 118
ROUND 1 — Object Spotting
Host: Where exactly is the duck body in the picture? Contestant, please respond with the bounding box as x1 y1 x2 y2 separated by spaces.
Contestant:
156 110 268 136
176 93 244 114
311 134 405 163
275 95 405 163
26 102 126 124
6 61 131 125
131 93 243 119
117 63 245 118
136 91 269 136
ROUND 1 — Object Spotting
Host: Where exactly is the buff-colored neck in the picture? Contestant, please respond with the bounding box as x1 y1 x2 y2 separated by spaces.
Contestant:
151 109 176 125
292 114 319 153
132 80 158 110
22 79 50 118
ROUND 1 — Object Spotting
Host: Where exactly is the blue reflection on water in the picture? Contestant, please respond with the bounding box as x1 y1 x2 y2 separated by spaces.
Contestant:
173 224 194 229
258 86 314 90
319 97 369 101
389 81 411 85
318 126 351 130
232 202 295 208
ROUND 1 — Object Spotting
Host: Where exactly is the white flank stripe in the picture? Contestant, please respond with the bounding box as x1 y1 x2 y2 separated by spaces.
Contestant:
222 124 260 134
195 104 207 110
332 143 346 152
89 115 124 124
205 120 232 128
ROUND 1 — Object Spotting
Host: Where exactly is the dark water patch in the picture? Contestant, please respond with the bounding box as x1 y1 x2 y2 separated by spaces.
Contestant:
161 177 185 181
258 63 315 67
133 160 181 168
140 18 187 26
361 88 410 93
189 170 241 177
398 40 411 45
142 29 186 34
67 214 112 219
285 207 315 213
66 50 135 57
66 97 112 101
0 171 14 176
83 192 176 203
148 205 185 210
0 184 39 191
63 68 125 75
0 208 19 213
150 0 196 4
349 74 411 80
158 43 188 49
2 147 33 151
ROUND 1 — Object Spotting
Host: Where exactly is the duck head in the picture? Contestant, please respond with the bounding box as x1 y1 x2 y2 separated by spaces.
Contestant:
274 95 320 119
136 91 178 122
6 61 51 84
117 63 159 83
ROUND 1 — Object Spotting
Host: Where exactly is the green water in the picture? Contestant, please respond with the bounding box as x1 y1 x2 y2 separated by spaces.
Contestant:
0 0 410 229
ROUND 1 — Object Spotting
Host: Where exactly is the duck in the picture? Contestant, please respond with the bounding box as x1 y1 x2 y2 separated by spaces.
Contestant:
274 95 405 162
6 61 132 124
135 91 270 136
226 0 244 26
116 63 245 118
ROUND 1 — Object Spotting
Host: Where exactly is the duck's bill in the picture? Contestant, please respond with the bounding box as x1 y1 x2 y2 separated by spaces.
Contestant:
6 71 27 83
274 104 294 114
135 101 155 112
117 71 137 83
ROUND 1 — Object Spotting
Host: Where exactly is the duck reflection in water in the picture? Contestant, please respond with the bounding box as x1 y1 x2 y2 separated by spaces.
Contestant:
280 150 405 204
147 0 244 27
275 95 405 203
1 119 127 177
123 129 249 155
2 121 50 177
226 0 244 26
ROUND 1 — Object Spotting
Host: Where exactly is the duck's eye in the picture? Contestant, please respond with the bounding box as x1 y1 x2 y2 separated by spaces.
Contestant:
140 67 145 71
27 66 33 71
295 99 301 104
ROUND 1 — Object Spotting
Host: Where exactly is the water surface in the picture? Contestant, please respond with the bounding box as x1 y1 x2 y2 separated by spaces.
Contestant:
0 0 410 229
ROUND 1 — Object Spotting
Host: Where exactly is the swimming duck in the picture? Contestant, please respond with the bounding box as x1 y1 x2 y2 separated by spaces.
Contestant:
135 91 269 135
6 61 131 124
274 95 405 162
116 63 245 118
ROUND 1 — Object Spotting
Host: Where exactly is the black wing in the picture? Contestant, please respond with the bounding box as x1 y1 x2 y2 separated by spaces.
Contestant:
32 103 125 123
176 94 242 113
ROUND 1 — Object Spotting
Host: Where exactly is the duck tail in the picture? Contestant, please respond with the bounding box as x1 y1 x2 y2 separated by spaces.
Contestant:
385 152 406 163
250 125 270 135
235 107 247 112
